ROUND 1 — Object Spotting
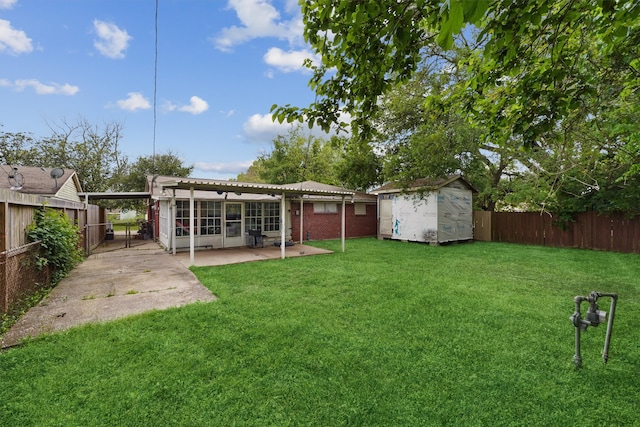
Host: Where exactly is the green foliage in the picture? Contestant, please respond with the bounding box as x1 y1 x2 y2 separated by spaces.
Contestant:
250 125 343 185
0 126 40 165
0 287 51 337
111 150 193 211
235 162 267 183
305 2 639 214
1 240 639 424
1 117 126 193
35 118 126 192
333 136 381 191
27 206 84 284
276 0 639 152
115 150 193 192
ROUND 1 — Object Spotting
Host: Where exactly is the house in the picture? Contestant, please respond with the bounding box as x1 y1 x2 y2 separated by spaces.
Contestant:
0 165 82 202
147 175 287 252
146 176 364 254
372 175 476 244
287 181 377 242
0 165 87 250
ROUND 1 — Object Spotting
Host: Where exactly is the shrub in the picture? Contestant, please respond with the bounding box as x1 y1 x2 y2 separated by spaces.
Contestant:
27 206 84 284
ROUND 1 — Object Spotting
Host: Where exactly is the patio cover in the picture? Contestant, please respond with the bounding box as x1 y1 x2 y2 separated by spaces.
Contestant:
159 178 354 266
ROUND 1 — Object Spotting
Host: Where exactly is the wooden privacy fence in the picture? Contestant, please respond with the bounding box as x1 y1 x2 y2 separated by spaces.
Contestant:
473 211 640 254
0 189 105 314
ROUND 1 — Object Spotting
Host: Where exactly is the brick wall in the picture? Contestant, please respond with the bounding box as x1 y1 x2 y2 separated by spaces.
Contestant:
290 202 377 241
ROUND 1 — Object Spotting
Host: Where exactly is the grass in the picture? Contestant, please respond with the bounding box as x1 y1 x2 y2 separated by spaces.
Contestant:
1 239 639 425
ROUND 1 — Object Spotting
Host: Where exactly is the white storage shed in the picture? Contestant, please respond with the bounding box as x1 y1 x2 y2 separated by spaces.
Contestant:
373 175 476 244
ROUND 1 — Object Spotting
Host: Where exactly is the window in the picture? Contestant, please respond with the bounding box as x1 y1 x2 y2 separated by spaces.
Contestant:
244 202 262 231
175 200 191 236
263 202 280 232
313 202 338 213
354 203 367 216
200 201 222 235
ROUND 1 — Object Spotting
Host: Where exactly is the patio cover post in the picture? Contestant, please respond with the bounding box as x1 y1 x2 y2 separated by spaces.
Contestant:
341 195 346 253
299 197 304 244
84 193 90 256
281 190 286 259
171 189 176 255
189 186 195 266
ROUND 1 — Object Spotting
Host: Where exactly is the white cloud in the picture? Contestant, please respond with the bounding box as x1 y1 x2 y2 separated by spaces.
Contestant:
116 92 151 111
219 109 235 117
263 47 318 73
194 160 253 176
93 20 131 59
178 96 209 115
0 0 17 9
243 113 294 143
213 0 302 51
9 79 79 95
243 111 352 144
0 19 33 55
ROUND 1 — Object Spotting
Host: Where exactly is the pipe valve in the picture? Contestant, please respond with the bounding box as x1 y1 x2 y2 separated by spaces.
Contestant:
570 291 618 368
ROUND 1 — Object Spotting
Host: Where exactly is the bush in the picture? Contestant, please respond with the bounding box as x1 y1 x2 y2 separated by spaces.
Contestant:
27 206 84 284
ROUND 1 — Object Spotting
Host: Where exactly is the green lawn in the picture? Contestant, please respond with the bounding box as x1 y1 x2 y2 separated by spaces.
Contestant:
1 239 639 425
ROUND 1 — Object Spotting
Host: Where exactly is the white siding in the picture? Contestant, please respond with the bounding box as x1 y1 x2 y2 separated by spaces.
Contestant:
390 193 438 243
56 179 81 202
437 187 473 242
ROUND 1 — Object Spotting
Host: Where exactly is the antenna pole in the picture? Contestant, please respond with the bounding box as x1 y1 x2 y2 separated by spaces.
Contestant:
152 0 158 173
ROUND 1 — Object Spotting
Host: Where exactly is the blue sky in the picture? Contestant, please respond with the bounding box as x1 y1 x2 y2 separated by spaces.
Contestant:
0 0 341 179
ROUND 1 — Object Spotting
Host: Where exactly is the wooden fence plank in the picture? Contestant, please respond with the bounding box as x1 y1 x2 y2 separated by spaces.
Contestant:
474 211 640 254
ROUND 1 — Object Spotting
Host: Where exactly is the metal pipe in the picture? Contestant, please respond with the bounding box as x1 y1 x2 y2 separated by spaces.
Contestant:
574 323 582 368
602 293 618 363
572 296 586 367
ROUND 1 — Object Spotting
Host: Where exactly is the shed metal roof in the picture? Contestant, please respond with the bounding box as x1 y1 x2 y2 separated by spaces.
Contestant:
371 174 477 194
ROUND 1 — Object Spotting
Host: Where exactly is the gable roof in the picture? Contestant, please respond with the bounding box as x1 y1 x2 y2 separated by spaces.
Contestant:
0 165 83 201
371 174 478 194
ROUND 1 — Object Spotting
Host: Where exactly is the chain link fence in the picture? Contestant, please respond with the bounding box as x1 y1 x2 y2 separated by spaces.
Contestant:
0 241 52 314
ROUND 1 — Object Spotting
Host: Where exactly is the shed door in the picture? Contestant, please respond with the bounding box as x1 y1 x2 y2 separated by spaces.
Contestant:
379 198 393 237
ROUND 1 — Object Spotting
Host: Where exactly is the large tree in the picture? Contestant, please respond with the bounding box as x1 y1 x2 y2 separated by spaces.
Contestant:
112 151 193 211
114 150 193 193
0 127 40 166
35 118 126 192
1 118 126 193
244 126 343 185
273 1 638 148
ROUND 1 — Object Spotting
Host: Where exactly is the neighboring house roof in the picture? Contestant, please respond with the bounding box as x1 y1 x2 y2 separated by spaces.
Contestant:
0 165 83 202
371 174 478 194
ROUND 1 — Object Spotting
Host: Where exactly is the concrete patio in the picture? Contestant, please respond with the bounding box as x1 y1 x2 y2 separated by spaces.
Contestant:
173 242 333 267
1 234 332 349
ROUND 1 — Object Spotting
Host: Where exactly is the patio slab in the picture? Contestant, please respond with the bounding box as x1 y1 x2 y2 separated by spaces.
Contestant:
1 239 215 349
173 242 333 267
